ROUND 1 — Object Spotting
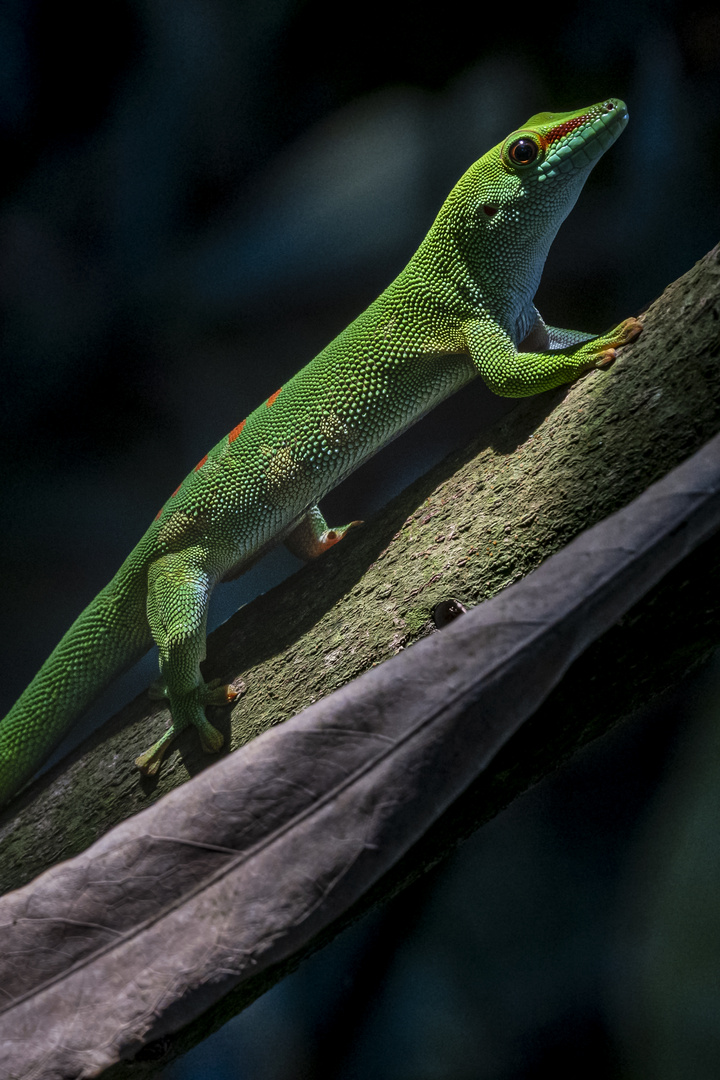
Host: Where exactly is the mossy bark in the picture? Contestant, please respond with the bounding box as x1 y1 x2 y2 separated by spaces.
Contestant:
1 247 719 1072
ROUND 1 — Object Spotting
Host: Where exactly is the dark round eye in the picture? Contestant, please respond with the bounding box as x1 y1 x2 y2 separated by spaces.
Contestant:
508 137 539 165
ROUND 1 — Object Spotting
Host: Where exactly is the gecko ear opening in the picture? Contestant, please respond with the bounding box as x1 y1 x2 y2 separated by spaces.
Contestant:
482 204 499 217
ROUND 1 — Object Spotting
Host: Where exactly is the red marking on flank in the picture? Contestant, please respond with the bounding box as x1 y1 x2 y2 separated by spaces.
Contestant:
228 418 246 443
171 484 181 498
545 115 588 145
266 387 282 407
154 508 163 521
194 453 208 472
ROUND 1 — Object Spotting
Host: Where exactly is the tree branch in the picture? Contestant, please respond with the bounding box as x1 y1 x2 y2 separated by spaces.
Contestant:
1 416 719 1080
0 245 718 1074
2 246 719 897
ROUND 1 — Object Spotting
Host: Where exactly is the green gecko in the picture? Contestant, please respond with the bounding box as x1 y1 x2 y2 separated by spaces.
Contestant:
0 98 642 806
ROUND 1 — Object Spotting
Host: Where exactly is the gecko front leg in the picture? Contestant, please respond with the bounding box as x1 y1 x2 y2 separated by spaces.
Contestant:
466 315 642 397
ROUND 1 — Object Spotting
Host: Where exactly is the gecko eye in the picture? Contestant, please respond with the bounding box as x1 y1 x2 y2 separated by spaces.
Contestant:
507 137 539 166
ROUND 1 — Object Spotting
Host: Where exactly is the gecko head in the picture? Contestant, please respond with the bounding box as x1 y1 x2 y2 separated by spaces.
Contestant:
501 98 628 183
441 99 628 254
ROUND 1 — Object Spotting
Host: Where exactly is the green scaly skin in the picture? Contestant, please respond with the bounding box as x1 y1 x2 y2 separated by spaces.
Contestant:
0 98 642 806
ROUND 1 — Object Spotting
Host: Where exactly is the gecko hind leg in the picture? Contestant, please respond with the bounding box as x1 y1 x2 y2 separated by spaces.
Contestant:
284 503 363 561
136 554 237 777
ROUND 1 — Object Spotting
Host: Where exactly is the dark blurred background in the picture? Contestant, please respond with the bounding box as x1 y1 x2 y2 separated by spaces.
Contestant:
0 0 718 1076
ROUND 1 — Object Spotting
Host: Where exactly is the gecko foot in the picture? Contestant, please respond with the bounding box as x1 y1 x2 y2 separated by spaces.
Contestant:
613 316 643 346
204 677 245 705
136 678 241 776
135 726 177 776
585 316 643 372
315 520 364 554
135 714 225 776
284 506 363 560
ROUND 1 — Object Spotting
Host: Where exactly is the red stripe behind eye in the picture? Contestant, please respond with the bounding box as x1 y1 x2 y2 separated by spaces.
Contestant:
228 419 246 443
266 387 282 407
545 115 588 144
194 453 208 472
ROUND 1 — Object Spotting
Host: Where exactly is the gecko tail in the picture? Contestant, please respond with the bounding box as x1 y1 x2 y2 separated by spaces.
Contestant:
0 571 152 808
